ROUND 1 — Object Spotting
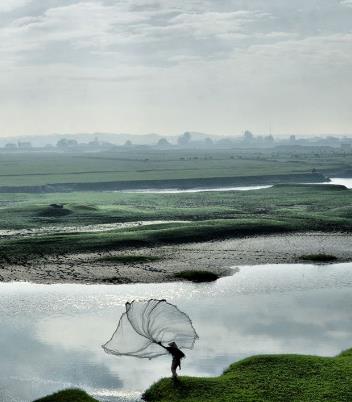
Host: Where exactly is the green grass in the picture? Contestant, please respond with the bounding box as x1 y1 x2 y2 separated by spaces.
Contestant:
143 348 352 402
0 219 296 262
0 147 349 188
0 184 351 262
33 389 98 402
299 254 338 262
174 270 220 282
96 254 161 264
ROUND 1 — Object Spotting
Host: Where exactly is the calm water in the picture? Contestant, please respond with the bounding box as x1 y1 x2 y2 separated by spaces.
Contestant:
1 263 352 402
118 185 271 193
328 178 352 188
117 177 352 193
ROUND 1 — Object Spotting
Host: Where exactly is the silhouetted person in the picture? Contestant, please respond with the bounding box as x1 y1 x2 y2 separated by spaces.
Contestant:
158 341 185 379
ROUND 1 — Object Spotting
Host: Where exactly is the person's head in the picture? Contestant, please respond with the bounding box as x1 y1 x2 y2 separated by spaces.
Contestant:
168 342 177 348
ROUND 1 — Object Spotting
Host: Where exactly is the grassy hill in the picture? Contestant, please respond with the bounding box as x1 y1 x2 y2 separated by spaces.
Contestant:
143 348 352 402
33 389 98 402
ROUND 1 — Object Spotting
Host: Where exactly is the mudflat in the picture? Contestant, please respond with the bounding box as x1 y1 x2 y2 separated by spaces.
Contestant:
0 232 351 284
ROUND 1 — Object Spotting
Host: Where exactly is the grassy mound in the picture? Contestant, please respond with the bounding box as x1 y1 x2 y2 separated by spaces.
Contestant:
33 389 98 402
174 270 219 282
143 349 352 402
37 205 72 217
97 255 161 264
299 254 338 262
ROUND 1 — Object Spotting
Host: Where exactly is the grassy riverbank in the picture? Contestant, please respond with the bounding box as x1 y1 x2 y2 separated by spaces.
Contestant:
143 348 352 402
0 184 351 262
36 348 352 402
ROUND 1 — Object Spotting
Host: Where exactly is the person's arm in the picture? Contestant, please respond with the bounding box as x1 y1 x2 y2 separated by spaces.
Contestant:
156 341 168 350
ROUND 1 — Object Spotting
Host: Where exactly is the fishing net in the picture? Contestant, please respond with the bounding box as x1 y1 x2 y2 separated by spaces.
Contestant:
102 299 199 359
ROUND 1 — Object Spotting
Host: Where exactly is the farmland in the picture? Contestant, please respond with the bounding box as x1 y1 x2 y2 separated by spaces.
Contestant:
0 147 350 190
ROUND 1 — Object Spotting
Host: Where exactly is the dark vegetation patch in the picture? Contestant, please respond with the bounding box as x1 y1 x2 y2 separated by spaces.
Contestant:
174 270 220 282
299 254 338 262
100 276 132 284
273 183 348 191
97 255 162 264
37 205 72 217
143 348 352 402
33 389 98 402
71 204 98 211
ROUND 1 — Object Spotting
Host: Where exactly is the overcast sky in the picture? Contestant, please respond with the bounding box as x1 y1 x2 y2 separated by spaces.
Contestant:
1 0 352 137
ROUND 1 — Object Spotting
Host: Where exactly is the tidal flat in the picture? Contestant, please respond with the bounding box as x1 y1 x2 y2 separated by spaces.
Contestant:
0 232 351 284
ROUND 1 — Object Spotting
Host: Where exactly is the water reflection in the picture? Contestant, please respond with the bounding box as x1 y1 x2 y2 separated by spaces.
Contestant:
1 263 352 401
114 178 352 193
328 178 352 189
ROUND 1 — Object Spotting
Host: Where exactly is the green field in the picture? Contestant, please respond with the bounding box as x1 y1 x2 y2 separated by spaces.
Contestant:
0 184 351 262
0 147 350 189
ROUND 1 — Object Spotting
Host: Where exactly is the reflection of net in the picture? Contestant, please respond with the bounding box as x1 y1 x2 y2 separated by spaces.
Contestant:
102 299 199 359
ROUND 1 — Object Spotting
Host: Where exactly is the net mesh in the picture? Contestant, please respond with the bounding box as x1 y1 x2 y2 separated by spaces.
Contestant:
102 299 199 359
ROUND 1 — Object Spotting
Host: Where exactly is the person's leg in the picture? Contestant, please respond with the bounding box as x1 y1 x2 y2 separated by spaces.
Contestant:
171 360 178 378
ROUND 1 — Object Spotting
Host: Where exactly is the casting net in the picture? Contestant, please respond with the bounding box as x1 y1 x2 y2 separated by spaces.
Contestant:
102 299 198 359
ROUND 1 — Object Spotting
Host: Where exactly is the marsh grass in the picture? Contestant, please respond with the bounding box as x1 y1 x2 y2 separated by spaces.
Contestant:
0 184 351 262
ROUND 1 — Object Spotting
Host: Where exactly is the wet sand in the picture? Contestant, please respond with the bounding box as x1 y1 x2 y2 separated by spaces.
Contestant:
0 232 351 284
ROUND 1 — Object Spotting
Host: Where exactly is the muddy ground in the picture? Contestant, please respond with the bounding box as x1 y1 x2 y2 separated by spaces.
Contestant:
0 232 351 284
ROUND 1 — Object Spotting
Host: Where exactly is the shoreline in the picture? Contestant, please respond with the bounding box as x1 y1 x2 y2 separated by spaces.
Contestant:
0 232 351 285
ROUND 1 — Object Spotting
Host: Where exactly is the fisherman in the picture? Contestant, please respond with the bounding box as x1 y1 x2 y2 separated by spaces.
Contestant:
157 341 185 379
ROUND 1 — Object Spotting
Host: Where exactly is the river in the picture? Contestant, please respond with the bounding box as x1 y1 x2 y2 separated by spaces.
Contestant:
1 262 352 401
117 177 352 193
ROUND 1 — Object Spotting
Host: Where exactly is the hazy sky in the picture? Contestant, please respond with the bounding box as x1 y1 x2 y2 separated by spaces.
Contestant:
1 0 352 137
